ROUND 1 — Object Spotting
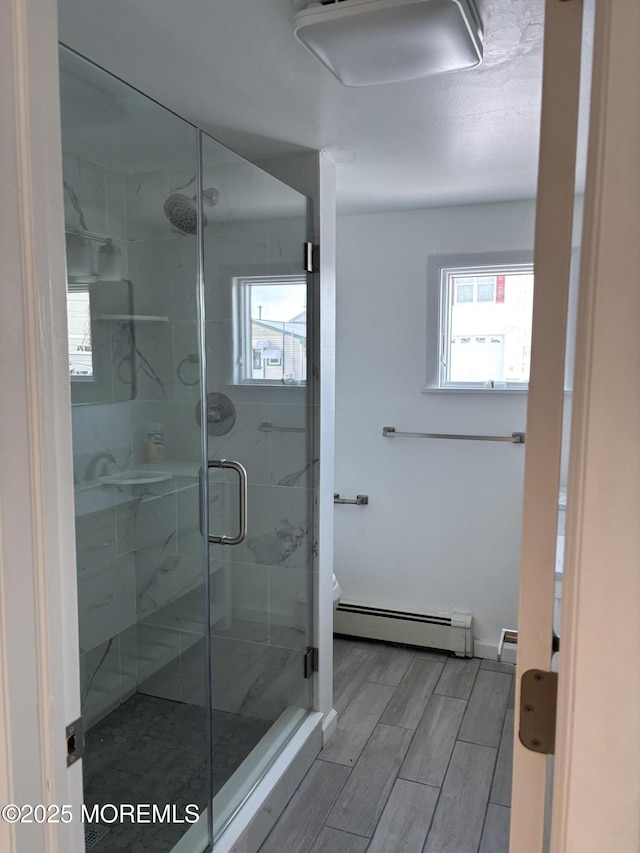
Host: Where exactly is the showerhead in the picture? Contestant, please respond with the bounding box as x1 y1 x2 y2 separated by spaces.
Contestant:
163 187 219 235
163 194 199 234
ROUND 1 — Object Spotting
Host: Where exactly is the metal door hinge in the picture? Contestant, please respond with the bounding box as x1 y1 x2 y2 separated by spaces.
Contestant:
519 669 558 755
66 717 84 767
304 242 319 274
304 646 319 678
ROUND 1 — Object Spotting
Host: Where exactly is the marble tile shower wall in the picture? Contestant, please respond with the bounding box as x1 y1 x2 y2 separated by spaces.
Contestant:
73 399 144 731
63 152 127 240
66 159 206 727
64 153 138 728
115 170 209 717
64 152 133 407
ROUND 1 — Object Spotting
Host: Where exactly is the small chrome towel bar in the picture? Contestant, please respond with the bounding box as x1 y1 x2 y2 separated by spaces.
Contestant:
383 426 526 444
334 493 369 505
258 421 305 434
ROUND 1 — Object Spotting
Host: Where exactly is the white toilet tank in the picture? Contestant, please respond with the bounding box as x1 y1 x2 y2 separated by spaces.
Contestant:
332 573 342 609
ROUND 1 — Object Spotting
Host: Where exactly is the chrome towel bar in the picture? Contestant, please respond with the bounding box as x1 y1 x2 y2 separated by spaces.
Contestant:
334 493 369 505
258 421 305 433
382 426 526 444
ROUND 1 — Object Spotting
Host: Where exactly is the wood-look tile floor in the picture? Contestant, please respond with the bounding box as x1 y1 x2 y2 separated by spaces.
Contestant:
259 636 515 853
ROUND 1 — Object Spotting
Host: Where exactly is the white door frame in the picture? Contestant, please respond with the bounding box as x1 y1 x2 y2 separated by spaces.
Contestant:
510 0 583 847
0 0 84 849
551 0 640 848
512 0 640 850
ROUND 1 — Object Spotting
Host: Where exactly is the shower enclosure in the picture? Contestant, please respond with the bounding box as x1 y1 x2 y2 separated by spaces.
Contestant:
61 45 315 852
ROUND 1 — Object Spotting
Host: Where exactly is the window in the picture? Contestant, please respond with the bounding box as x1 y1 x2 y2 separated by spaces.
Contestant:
454 275 497 304
234 276 307 385
425 252 534 390
67 287 93 378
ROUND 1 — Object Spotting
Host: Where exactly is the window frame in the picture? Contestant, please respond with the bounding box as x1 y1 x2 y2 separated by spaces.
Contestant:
67 283 94 381
425 251 534 393
232 273 308 387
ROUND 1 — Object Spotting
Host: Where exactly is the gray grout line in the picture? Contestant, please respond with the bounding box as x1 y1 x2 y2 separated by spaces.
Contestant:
487 674 513 807
419 665 479 852
462 665 504 850
326 643 388 768
418 762 448 853
317 642 391 848
332 644 384 713
341 742 401 849
467 656 483 694
476 793 493 851
399 777 441 791
471 671 513 852
324 641 441 851
273 760 354 853
317 674 396 768
304 773 352 853
457 735 499 746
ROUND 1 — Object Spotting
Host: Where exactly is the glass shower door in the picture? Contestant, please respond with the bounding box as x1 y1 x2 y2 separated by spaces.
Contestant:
61 44 315 853
60 46 213 853
199 132 315 837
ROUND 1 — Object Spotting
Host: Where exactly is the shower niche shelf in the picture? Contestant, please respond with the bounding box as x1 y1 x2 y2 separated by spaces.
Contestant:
93 314 169 323
101 469 172 486
65 225 113 244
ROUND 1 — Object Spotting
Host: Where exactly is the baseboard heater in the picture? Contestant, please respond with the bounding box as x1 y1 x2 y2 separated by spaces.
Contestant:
334 602 473 658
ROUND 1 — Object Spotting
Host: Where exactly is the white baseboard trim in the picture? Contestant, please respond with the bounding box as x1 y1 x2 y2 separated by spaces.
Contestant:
474 639 517 664
322 708 338 745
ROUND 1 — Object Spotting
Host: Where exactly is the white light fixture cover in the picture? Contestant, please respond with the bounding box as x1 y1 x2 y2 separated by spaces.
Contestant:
294 0 483 87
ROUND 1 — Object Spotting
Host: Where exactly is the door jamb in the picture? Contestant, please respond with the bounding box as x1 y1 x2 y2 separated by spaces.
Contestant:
551 0 640 848
0 0 83 849
510 0 583 847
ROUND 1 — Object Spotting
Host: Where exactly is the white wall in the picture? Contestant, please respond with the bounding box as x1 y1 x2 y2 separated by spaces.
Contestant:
334 200 577 656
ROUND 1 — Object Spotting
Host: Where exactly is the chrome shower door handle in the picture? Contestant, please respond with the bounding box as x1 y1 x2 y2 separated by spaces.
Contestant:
207 459 248 546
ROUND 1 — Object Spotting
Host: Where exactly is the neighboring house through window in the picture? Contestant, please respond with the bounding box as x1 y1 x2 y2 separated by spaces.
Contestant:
425 251 535 390
234 275 307 385
67 286 94 378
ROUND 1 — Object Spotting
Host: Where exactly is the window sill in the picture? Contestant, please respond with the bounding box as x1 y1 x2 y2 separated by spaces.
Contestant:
225 382 307 390
422 386 573 395
421 386 529 395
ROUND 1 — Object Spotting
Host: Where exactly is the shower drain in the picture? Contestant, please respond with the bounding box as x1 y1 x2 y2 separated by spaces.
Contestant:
84 824 110 850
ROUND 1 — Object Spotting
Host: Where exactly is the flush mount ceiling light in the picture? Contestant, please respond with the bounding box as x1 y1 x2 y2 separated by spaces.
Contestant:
294 0 483 87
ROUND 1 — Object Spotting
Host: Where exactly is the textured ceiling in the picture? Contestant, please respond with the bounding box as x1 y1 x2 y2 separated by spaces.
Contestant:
57 0 592 214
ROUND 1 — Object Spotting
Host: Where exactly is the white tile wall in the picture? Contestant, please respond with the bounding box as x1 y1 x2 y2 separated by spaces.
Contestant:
77 552 136 653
